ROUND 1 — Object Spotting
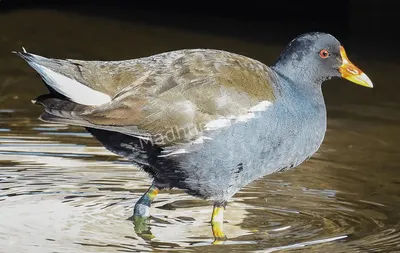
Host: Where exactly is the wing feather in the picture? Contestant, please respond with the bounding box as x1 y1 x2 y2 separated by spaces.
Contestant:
18 49 277 146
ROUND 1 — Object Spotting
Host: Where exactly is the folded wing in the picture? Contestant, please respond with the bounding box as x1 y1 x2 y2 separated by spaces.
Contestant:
16 49 277 146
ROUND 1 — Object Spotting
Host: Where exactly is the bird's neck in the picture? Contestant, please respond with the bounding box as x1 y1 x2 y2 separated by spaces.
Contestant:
270 65 326 109
271 62 325 88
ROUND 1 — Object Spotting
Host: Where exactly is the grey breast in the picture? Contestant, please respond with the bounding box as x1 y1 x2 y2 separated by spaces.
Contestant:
176 76 327 202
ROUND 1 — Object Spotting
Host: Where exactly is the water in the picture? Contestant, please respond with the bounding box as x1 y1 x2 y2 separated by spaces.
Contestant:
1 9 400 253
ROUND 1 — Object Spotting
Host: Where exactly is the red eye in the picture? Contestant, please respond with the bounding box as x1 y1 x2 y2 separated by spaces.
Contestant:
319 49 330 59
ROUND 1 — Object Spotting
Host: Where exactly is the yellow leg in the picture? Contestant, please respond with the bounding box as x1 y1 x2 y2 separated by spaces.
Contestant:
211 203 227 244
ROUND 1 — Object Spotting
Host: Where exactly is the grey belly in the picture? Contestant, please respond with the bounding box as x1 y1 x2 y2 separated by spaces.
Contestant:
179 110 326 202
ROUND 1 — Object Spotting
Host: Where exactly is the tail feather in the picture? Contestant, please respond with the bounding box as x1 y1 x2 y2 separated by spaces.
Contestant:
39 112 90 126
33 94 91 127
34 94 149 140
15 49 149 140
34 94 87 118
14 50 111 106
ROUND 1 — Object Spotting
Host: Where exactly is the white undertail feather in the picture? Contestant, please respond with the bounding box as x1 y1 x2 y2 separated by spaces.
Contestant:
23 53 111 106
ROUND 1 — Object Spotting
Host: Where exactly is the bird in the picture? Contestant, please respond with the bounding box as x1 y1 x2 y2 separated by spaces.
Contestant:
14 32 373 242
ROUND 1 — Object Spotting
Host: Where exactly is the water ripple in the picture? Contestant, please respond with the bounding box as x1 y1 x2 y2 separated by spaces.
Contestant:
1 106 400 252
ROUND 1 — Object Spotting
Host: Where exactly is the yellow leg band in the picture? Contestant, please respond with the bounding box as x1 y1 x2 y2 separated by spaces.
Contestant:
133 184 159 217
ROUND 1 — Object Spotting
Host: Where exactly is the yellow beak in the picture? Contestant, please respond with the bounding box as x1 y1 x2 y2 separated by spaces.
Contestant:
339 46 373 88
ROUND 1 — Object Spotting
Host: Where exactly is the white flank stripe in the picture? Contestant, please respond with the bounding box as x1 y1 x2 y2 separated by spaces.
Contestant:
158 148 188 157
192 136 213 144
204 100 273 130
236 112 256 122
204 118 232 130
30 64 111 106
249 101 272 112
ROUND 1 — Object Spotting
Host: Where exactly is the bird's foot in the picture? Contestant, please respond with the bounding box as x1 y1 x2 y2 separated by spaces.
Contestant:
211 203 228 244
211 221 227 244
131 183 160 240
132 215 155 240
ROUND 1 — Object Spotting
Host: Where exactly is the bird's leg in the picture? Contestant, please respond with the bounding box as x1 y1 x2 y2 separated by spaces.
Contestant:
211 202 227 243
132 182 159 239
134 182 159 217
